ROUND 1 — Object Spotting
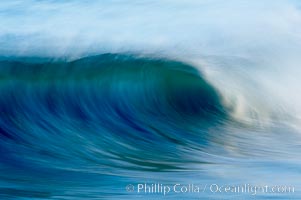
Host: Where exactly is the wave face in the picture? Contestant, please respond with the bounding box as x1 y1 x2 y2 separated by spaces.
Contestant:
0 54 226 170
0 54 229 198
1 55 301 199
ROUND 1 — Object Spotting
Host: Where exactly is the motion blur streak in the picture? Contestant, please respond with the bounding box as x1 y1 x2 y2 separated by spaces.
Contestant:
1 0 301 199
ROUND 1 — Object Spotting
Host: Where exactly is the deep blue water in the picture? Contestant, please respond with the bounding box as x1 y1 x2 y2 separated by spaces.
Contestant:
0 54 301 199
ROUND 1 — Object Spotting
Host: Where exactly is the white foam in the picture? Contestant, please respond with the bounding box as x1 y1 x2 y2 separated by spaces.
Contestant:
1 0 301 127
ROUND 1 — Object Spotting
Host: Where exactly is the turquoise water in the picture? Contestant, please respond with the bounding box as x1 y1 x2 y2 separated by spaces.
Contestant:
1 0 301 199
0 54 301 199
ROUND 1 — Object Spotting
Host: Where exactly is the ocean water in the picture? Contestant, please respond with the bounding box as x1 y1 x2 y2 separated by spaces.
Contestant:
1 1 301 199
